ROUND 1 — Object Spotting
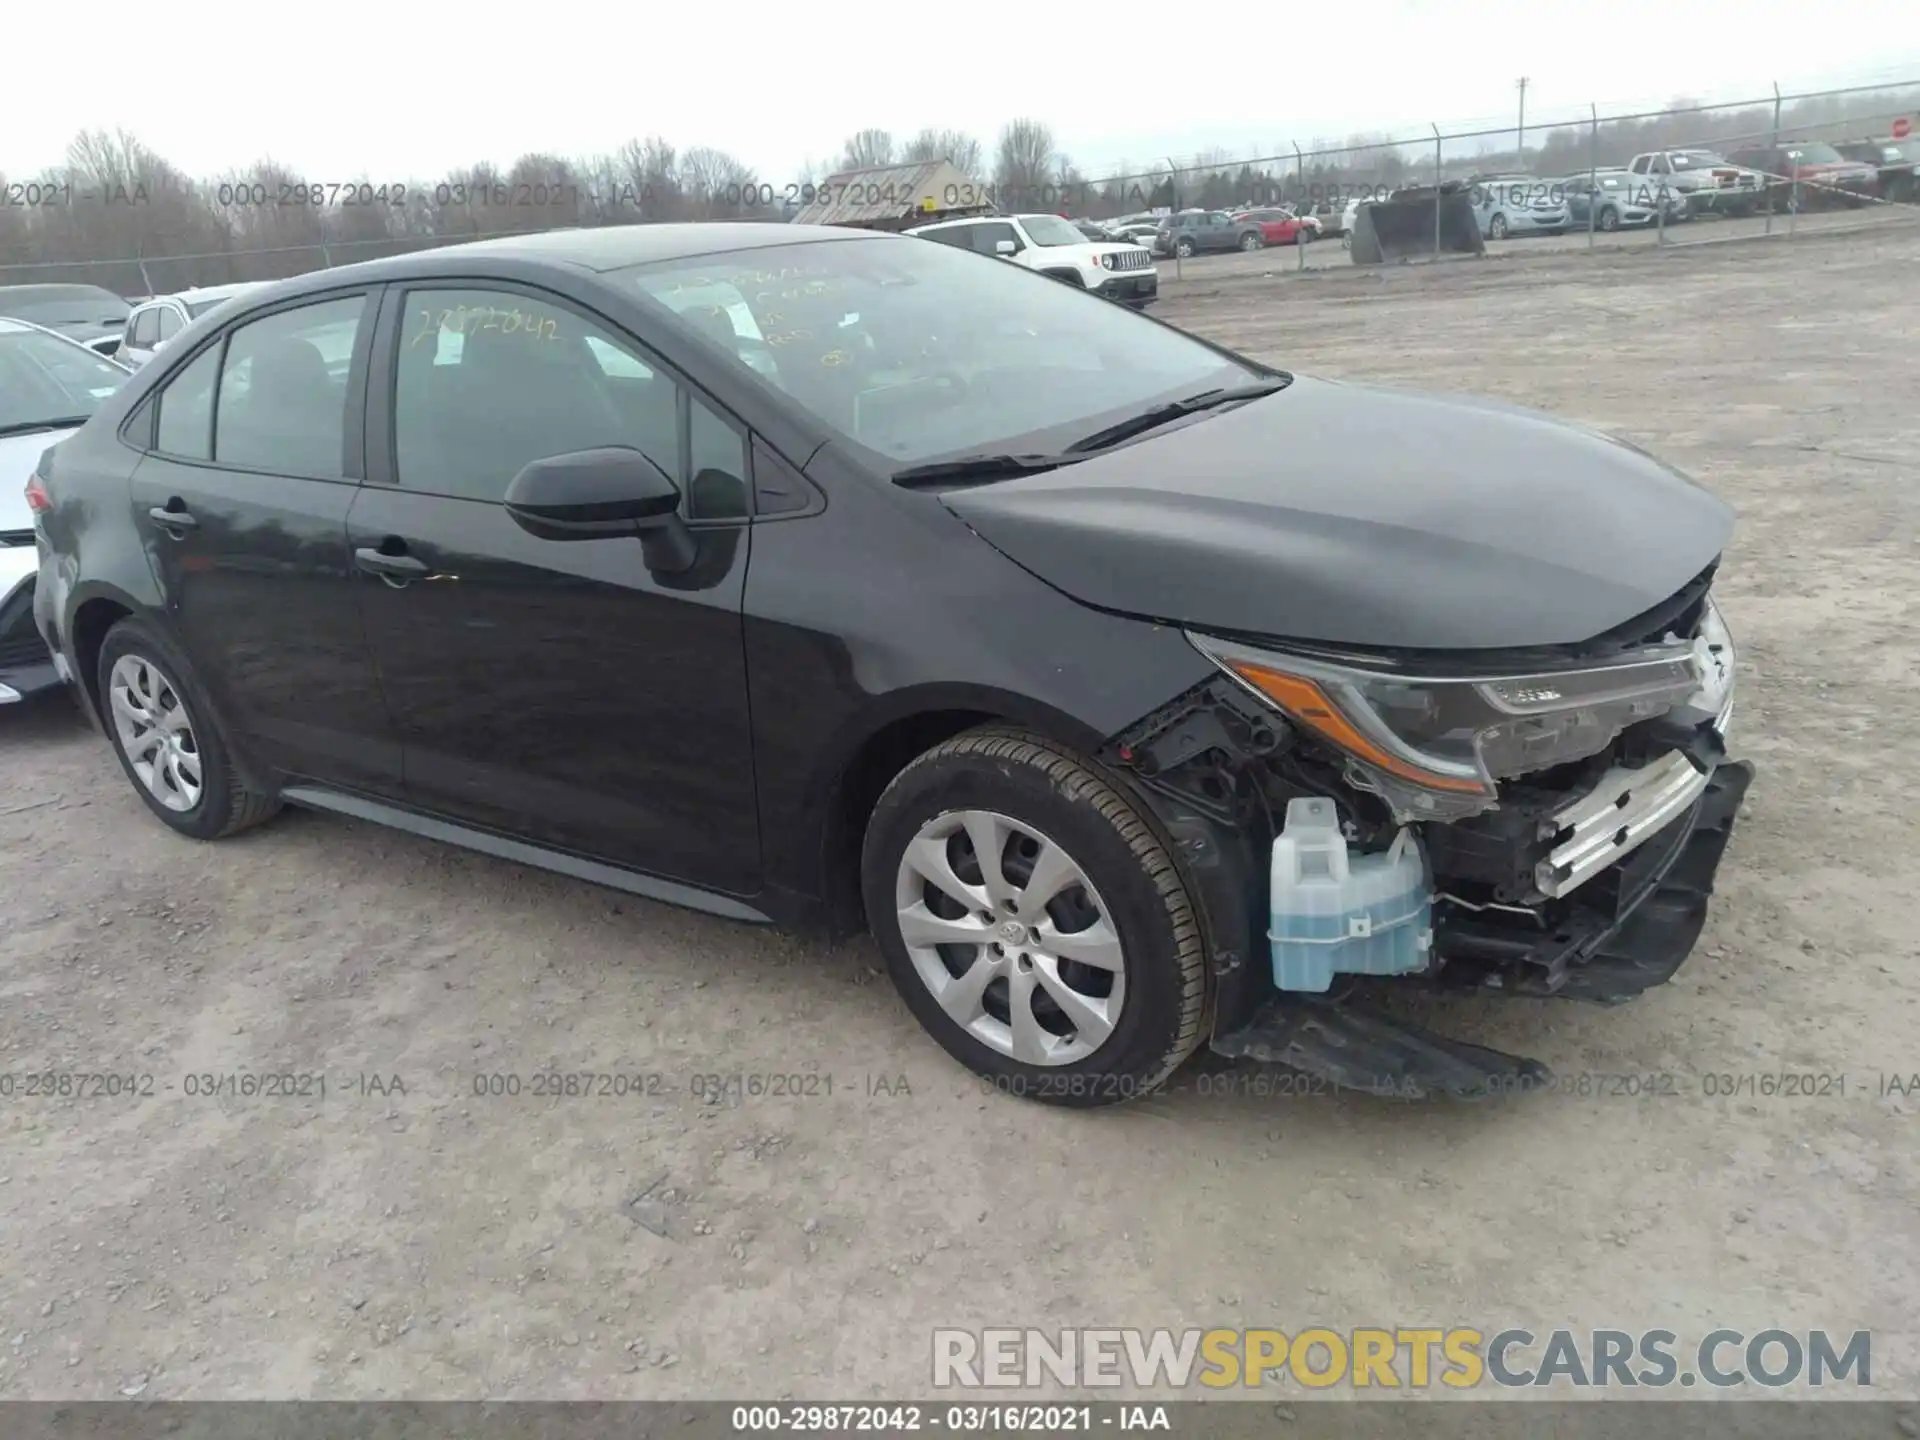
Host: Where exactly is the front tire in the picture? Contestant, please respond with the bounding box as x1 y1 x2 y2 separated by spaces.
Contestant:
861 727 1209 1107
1598 206 1620 232
97 617 280 840
1239 231 1263 251
1174 238 1195 259
1487 213 1509 240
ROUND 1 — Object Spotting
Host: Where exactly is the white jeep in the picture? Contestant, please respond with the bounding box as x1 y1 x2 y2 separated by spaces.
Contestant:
906 213 1160 308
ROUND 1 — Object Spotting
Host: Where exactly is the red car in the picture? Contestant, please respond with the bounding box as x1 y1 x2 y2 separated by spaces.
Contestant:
1231 207 1318 247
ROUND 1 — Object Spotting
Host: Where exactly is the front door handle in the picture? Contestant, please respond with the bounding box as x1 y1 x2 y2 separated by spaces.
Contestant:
148 503 197 534
354 547 430 586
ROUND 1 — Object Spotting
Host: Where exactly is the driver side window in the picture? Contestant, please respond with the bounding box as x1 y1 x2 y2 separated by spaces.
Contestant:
394 288 680 504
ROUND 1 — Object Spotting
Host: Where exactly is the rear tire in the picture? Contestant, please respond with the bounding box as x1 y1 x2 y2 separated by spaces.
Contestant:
1599 206 1620 232
97 617 280 840
1487 214 1509 240
861 727 1209 1107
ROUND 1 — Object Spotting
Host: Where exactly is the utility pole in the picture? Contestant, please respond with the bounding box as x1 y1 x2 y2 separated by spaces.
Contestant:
1516 77 1529 167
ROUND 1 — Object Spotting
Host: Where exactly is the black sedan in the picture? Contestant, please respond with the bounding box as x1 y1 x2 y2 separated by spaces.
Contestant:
0 283 134 357
29 224 1752 1103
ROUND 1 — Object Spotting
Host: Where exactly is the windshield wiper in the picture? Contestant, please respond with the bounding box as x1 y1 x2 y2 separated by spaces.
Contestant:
1063 378 1292 454
0 417 89 439
892 452 1078 489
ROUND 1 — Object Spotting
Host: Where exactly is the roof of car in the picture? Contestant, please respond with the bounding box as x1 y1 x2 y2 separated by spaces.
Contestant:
215 223 895 312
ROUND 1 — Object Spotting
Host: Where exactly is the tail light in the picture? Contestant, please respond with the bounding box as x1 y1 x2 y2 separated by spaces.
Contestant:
24 474 52 515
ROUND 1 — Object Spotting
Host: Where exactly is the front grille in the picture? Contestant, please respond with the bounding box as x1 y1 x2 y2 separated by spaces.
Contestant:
0 528 35 548
1107 249 1152 271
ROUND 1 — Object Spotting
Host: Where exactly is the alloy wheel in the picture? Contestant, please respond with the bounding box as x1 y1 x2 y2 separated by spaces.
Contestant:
109 653 202 812
893 809 1126 1066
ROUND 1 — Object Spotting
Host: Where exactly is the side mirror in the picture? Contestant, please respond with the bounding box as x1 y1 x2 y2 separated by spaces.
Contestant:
504 446 697 571
994 239 1017 256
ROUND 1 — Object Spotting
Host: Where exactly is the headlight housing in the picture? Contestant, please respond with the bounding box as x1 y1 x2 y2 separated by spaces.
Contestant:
1189 606 1732 822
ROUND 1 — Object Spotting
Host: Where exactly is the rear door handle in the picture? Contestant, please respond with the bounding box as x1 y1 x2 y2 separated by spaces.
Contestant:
148 504 197 533
354 547 430 584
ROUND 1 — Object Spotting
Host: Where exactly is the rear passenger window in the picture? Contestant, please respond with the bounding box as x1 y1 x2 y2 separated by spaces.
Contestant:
153 344 220 460
212 296 366 479
394 288 679 504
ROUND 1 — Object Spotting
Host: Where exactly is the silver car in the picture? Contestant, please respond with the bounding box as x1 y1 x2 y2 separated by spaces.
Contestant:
0 318 132 703
119 282 268 368
1562 171 1686 230
1470 175 1570 239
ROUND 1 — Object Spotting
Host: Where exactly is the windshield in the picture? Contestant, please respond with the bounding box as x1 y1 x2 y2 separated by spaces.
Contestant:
1021 215 1089 247
0 286 132 327
617 237 1259 467
0 326 128 430
1786 143 1845 165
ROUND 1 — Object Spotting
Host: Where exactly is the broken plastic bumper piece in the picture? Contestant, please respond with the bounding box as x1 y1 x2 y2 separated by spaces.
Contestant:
1215 759 1753 1096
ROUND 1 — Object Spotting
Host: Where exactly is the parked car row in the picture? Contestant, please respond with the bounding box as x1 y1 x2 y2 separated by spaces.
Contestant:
0 281 268 370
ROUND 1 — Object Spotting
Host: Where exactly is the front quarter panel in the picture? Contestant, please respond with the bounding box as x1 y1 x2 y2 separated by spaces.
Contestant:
743 442 1217 914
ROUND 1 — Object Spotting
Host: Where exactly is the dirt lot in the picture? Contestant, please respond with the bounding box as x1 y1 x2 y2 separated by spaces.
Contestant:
3 222 1918 1404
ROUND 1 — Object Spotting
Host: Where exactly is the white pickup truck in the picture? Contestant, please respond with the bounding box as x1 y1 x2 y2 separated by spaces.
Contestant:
1625 150 1766 217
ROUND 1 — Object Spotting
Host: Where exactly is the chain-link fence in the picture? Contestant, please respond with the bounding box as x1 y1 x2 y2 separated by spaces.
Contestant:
3 77 1916 292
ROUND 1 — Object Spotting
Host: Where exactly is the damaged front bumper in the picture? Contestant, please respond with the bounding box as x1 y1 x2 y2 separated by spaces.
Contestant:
1213 758 1751 1097
1111 587 1755 1099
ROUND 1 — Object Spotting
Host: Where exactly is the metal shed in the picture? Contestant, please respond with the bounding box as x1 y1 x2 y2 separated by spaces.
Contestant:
788 160 992 231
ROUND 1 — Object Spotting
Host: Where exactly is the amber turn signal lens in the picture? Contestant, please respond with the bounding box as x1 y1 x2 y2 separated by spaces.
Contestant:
1224 660 1489 794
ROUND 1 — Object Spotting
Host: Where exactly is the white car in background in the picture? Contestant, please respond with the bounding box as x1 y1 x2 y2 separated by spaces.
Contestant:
907 213 1160 308
0 318 132 703
119 282 268 368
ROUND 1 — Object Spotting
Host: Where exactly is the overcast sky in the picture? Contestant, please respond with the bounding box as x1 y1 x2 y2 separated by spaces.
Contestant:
7 0 1918 186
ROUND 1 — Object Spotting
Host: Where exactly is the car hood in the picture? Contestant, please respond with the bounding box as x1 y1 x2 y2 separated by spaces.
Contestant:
939 376 1734 652
0 427 79 532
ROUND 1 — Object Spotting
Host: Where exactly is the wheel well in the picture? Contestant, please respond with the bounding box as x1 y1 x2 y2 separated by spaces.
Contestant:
822 708 1000 934
70 598 130 721
1039 267 1084 286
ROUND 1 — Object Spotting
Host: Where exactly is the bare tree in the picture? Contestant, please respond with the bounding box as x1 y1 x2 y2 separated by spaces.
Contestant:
680 147 760 216
994 119 1056 197
902 128 983 177
837 129 895 172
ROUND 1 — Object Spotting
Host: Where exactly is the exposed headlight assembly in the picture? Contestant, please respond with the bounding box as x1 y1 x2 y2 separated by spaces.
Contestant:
1189 607 1731 822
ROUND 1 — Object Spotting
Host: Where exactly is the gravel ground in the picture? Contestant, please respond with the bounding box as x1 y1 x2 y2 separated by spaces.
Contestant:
2 219 1918 1404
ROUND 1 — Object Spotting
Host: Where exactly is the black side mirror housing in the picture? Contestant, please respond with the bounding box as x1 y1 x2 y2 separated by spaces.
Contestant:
504 446 696 572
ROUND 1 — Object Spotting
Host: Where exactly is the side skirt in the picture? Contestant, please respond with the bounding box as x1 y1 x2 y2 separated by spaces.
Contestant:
279 785 773 925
